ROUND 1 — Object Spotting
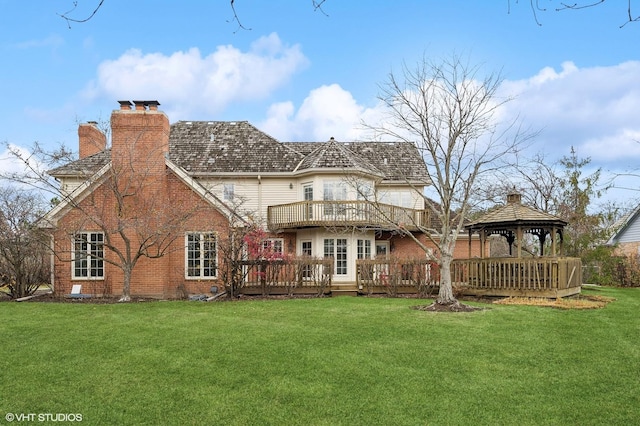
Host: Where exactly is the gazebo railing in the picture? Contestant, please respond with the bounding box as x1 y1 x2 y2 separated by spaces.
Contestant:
451 257 582 293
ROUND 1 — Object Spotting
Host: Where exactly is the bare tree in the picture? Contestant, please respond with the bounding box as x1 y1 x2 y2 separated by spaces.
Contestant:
513 0 640 27
366 54 530 310
58 1 638 29
0 186 50 299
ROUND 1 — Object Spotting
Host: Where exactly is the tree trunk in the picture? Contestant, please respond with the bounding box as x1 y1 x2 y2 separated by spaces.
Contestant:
119 266 132 302
436 253 457 305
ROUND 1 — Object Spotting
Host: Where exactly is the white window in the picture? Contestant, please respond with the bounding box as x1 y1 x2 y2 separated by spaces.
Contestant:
262 238 284 258
303 183 314 220
356 182 373 201
223 183 234 201
302 240 312 257
72 232 104 279
380 191 413 207
323 181 347 216
186 233 217 279
324 238 347 275
301 240 312 278
357 239 372 260
375 241 390 259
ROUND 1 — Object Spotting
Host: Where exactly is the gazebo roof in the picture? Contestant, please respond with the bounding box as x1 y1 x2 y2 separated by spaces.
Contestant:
466 192 567 232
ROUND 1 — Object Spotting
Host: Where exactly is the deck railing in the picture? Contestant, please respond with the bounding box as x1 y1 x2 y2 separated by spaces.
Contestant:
451 257 582 294
267 201 428 230
356 258 440 296
232 257 333 296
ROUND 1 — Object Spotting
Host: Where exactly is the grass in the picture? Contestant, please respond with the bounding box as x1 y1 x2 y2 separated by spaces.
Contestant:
0 286 639 425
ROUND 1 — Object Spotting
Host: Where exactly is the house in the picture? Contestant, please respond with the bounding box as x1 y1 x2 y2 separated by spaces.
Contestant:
606 205 640 257
44 100 482 298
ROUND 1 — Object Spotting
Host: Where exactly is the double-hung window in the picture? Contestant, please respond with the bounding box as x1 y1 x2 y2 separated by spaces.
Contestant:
73 232 104 279
223 183 234 202
186 233 217 278
357 239 371 260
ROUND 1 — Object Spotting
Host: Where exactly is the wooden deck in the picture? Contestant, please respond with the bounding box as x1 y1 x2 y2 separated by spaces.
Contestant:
451 257 582 298
267 200 428 230
234 257 582 298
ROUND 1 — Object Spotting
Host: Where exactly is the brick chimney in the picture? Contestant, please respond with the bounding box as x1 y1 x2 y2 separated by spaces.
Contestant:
78 121 107 159
110 100 169 177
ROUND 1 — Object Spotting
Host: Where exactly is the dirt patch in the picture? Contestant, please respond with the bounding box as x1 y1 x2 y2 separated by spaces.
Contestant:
8 292 158 304
410 300 485 312
493 294 615 310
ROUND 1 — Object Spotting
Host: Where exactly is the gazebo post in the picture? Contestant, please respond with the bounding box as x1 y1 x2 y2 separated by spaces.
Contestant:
517 226 523 258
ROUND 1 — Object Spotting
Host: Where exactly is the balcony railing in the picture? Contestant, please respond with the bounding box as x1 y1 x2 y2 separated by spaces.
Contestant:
267 200 429 230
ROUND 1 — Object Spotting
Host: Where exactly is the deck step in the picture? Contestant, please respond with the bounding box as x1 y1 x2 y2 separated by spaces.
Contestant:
331 289 359 297
331 284 360 296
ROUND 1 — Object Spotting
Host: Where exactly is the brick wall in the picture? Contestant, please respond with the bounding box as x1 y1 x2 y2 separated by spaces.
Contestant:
386 231 485 260
52 101 230 299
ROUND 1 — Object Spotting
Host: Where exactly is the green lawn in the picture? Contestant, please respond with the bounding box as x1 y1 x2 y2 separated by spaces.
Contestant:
1 287 639 425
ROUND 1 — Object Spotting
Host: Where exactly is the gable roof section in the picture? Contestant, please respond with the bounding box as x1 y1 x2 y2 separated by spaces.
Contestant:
40 161 112 227
607 205 640 245
293 138 383 176
48 150 111 178
285 141 429 183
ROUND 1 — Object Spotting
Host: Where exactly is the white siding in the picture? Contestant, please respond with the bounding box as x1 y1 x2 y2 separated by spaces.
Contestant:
199 174 425 225
376 184 425 209
58 177 87 197
616 212 640 243
201 176 296 225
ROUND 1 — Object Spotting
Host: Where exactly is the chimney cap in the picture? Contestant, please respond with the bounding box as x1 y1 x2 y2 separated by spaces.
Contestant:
507 191 522 204
118 100 133 110
132 100 146 110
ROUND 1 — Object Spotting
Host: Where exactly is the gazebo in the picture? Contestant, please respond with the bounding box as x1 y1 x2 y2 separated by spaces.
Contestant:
451 192 582 298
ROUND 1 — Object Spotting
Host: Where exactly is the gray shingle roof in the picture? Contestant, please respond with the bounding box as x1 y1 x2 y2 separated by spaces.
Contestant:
292 138 383 176
48 150 111 177
169 121 303 174
49 120 429 182
285 140 429 182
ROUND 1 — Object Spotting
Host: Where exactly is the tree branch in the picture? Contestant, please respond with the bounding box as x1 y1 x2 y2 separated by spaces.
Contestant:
58 0 105 29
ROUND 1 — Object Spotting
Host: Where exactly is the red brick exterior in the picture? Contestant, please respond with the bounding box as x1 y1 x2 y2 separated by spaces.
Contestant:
383 231 485 260
52 103 230 299
78 122 107 159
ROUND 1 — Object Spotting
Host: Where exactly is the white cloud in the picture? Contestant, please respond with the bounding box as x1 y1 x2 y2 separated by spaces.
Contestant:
82 33 308 120
499 61 640 167
260 84 384 141
0 144 48 191
11 34 64 50
582 129 640 161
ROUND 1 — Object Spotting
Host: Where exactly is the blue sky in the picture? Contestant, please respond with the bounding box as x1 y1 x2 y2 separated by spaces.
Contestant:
1 1 640 205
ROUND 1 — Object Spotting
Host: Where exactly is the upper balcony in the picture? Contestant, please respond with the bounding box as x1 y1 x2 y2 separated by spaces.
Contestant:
267 200 429 231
